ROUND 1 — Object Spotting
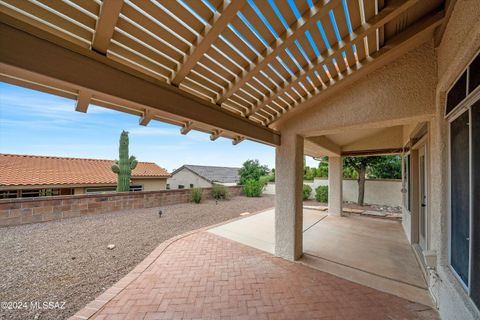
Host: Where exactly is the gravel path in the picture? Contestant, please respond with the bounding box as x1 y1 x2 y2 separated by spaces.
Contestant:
0 195 274 320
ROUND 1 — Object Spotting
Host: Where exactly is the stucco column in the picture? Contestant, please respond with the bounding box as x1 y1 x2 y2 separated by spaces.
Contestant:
328 156 343 216
275 133 304 261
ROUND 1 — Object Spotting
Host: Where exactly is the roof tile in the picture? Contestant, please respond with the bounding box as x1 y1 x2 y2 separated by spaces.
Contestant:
0 154 170 186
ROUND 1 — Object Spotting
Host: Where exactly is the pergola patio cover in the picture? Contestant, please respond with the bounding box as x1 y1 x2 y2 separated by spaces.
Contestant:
0 0 445 145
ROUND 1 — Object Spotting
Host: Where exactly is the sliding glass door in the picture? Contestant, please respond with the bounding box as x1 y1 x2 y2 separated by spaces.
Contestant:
449 98 479 308
450 111 470 285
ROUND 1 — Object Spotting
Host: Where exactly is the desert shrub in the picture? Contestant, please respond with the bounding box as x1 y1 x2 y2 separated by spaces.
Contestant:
303 184 312 200
243 179 264 197
259 175 270 187
211 184 230 200
268 172 275 182
191 188 203 204
315 186 328 203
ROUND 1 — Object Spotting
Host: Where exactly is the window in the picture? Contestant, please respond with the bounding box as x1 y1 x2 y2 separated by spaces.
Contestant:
178 185 184 189
450 111 470 285
403 153 411 211
21 189 61 197
166 184 170 190
446 51 480 117
129 185 143 192
0 190 18 199
190 184 194 188
85 187 116 194
448 89 479 309
469 52 480 93
446 71 467 116
471 101 480 307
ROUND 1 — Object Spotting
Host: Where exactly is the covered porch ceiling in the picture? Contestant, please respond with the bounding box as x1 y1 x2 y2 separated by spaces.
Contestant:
0 0 446 146
304 125 405 157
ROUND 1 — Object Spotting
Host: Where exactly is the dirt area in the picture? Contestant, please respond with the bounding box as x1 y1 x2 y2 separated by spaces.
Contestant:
303 200 402 220
0 195 275 320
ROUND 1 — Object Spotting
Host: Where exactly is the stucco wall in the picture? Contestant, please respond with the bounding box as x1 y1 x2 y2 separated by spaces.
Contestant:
73 187 85 195
266 179 402 207
167 168 212 189
272 1 479 317
130 178 167 191
428 1 480 319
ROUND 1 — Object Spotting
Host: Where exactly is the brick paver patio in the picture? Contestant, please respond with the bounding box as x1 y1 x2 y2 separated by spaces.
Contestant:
73 231 438 320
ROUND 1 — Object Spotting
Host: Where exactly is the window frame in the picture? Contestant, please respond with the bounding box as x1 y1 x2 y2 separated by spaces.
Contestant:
129 185 143 192
447 88 479 293
85 186 116 194
445 51 480 118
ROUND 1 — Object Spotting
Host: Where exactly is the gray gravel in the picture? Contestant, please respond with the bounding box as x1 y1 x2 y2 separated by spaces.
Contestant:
0 195 275 320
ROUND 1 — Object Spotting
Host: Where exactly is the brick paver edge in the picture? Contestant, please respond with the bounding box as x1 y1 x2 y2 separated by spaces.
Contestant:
68 205 275 320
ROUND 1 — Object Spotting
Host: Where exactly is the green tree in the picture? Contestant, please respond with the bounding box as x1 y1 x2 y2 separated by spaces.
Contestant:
239 160 269 185
343 156 383 205
316 157 328 178
368 155 401 179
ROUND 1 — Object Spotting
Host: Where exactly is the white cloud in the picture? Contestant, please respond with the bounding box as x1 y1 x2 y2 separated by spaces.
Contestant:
127 126 179 136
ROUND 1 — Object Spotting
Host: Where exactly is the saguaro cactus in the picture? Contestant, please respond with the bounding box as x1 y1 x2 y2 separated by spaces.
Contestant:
112 131 138 192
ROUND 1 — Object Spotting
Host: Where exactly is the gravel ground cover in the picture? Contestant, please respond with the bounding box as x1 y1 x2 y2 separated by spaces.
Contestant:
0 195 275 320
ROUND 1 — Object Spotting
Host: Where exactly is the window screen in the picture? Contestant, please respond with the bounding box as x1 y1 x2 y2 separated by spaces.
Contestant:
470 100 479 307
406 154 411 211
450 111 470 285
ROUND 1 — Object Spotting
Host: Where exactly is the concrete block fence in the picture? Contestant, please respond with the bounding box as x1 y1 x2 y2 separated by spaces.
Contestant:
0 186 243 227
265 178 402 207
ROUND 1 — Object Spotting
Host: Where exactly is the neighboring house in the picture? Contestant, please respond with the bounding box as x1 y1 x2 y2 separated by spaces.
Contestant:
167 165 240 190
0 154 170 198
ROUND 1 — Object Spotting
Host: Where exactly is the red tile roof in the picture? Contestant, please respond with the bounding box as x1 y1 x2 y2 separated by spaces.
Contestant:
0 154 170 187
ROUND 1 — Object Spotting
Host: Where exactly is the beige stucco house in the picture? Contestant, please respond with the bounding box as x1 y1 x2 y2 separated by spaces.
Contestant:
0 0 479 318
0 154 170 197
167 165 240 189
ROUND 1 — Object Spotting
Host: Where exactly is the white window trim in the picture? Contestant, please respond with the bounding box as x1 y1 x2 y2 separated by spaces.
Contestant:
446 91 478 293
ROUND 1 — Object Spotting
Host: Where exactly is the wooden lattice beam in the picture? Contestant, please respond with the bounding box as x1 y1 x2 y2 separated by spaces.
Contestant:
217 0 342 105
249 0 419 118
91 0 124 54
269 10 445 126
139 108 153 126
75 90 91 113
0 21 280 146
171 0 247 86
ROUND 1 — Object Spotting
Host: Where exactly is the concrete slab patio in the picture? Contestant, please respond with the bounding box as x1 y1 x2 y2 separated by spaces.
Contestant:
72 230 438 320
209 209 431 306
209 208 326 254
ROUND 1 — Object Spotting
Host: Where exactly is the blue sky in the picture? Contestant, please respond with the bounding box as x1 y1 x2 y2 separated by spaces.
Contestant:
0 82 318 172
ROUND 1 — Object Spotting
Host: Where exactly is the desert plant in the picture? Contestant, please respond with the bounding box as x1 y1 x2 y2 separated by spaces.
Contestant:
315 185 328 203
268 169 275 182
303 184 312 200
191 188 203 204
243 179 264 197
259 175 270 187
211 184 230 200
111 130 137 192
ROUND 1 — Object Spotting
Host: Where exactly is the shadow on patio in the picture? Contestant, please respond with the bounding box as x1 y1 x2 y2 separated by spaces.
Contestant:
72 214 438 320
209 208 431 306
